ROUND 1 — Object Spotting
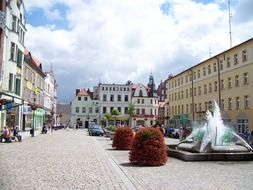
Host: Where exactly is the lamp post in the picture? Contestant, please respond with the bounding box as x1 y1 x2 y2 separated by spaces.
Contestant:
188 69 195 125
215 57 221 108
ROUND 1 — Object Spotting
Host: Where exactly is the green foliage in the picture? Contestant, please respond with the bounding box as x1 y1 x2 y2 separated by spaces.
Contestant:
109 125 117 132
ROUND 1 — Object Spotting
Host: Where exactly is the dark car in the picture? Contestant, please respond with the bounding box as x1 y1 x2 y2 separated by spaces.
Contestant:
90 125 104 136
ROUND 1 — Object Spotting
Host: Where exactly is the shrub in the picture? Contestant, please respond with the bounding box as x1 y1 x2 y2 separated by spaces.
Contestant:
109 125 116 132
112 126 134 150
129 127 168 166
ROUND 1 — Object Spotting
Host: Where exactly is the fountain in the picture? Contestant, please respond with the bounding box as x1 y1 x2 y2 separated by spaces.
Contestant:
168 101 253 161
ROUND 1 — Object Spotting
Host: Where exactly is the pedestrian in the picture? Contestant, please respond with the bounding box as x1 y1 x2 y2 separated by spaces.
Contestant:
30 127 34 137
13 126 22 142
42 123 47 134
243 128 250 141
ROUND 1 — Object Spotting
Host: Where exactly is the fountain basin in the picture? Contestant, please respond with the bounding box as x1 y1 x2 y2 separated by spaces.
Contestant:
168 144 253 161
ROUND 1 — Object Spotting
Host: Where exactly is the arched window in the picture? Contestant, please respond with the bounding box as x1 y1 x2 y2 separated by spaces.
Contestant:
139 90 143 97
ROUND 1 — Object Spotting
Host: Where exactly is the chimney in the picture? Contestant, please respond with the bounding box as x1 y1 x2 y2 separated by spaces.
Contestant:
76 89 80 96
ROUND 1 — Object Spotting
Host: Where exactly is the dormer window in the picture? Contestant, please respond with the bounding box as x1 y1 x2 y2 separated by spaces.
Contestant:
139 90 143 97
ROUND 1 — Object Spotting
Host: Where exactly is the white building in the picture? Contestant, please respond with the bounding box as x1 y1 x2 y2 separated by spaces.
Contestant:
44 71 57 127
0 0 26 130
70 89 100 128
98 82 132 121
131 83 159 127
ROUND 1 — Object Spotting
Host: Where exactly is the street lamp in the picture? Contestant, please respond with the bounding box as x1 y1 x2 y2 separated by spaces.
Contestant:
215 57 221 108
188 69 195 124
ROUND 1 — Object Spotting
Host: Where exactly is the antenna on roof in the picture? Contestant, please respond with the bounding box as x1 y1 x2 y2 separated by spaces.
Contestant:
228 0 232 48
50 63 53 73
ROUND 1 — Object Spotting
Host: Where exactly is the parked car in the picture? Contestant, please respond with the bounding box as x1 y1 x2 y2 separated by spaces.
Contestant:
89 125 104 136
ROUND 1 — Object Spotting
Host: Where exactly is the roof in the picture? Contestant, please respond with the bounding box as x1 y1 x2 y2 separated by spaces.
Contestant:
77 89 89 96
166 37 253 81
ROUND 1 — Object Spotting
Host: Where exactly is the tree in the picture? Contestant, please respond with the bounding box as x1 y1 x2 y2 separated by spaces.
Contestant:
111 109 120 126
104 112 112 127
127 103 135 128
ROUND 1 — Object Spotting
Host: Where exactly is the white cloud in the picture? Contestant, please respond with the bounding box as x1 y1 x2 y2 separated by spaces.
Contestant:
24 0 253 102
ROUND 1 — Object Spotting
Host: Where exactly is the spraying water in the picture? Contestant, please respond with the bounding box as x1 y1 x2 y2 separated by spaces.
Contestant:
178 100 252 153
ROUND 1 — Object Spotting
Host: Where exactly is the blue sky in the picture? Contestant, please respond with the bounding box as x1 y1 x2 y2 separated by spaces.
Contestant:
24 0 253 103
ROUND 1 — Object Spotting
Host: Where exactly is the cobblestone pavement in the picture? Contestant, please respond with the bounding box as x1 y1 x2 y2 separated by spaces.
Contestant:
0 129 138 190
97 136 253 190
1 130 253 190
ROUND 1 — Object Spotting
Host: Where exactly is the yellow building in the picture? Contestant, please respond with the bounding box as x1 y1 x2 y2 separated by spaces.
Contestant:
165 38 253 135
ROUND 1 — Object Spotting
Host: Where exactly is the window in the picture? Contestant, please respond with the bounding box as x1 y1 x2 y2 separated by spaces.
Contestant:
137 99 140 104
193 72 196 80
186 104 189 113
242 50 247 62
95 107 99 113
220 60 223 71
76 107 79 113
181 105 184 113
103 107 106 113
237 119 248 134
235 75 239 87
77 96 81 101
189 88 192 98
197 70 200 78
185 75 188 83
89 107 92 113
228 77 232 88
221 79 224 90
110 94 114 102
221 99 224 111
236 97 240 109
110 107 114 113
194 87 196 96
208 101 212 110
226 57 230 68
136 109 140 114
208 65 211 74
213 63 217 72
178 78 180 86
125 95 128 102
9 73 14 92
198 103 202 112
142 99 144 104
204 84 207 94
244 95 249 109
17 49 23 67
15 77 21 95
203 67 206 76
214 81 218 91
186 89 188 98
243 73 248 85
118 107 121 113
10 42 15 61
141 109 145 115
198 86 201 95
117 95 121 102
178 92 180 99
234 54 238 65
209 83 212 93
205 102 208 110
12 15 17 32
181 91 184 99
139 90 143 97
84 97 88 101
82 107 86 113
103 94 107 101
228 98 232 110
125 107 128 114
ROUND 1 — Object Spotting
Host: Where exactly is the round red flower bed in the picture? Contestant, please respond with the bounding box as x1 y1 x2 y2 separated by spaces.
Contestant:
129 127 168 166
112 126 134 150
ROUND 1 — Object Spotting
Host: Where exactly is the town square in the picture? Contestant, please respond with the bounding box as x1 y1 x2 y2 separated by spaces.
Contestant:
1 0 253 190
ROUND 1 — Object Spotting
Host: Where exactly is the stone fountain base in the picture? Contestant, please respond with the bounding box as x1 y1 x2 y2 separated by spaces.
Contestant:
168 144 253 161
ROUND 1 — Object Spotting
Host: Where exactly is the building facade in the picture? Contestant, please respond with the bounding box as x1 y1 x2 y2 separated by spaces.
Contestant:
44 71 57 127
70 89 100 128
0 0 6 81
22 50 45 131
165 38 253 134
98 83 132 121
0 0 26 130
131 82 159 127
157 80 167 125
